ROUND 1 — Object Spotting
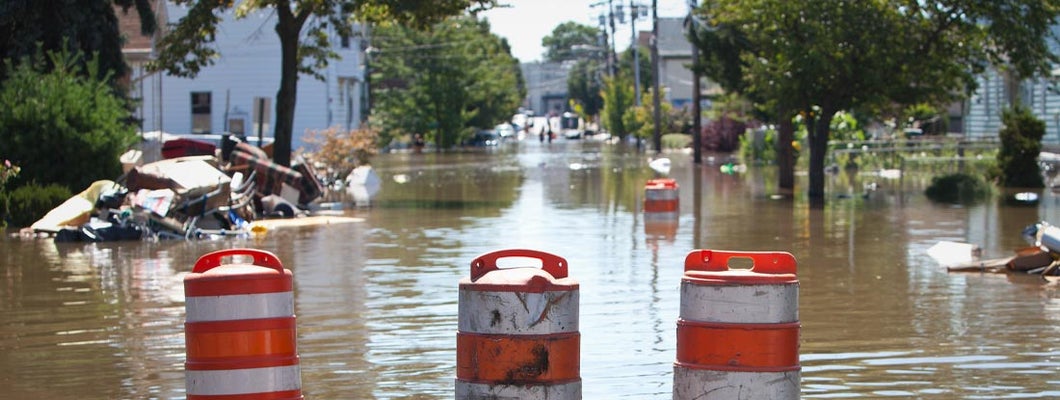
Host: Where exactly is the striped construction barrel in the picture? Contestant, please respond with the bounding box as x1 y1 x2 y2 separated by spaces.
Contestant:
644 178 679 213
674 249 800 399
456 249 581 399
184 248 302 400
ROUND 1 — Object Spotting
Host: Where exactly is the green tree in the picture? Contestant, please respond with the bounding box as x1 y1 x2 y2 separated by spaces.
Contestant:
542 21 600 62
0 0 157 92
625 88 673 143
567 59 604 120
618 44 652 100
150 0 497 167
993 105 1045 188
370 17 523 149
600 73 635 139
0 49 137 192
694 0 1060 200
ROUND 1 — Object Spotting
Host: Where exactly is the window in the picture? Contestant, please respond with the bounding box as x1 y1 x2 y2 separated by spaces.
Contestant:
191 91 211 134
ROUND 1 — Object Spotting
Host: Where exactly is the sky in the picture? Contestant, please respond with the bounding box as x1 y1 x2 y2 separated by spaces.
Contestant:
481 0 693 63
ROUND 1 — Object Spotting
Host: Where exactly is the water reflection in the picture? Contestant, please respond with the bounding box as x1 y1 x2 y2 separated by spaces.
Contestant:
2 140 1060 398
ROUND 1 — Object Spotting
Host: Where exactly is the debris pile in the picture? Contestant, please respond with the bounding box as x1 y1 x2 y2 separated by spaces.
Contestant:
22 135 325 242
942 221 1060 276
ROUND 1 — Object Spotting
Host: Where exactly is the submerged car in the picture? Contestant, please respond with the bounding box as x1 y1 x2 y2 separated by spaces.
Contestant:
466 129 500 147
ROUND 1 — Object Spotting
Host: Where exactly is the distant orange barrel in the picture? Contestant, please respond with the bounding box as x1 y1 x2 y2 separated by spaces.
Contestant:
674 249 800 399
644 178 679 213
184 248 302 400
456 249 581 399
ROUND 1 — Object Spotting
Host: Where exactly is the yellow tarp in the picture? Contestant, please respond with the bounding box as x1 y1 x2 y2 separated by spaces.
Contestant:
29 180 118 232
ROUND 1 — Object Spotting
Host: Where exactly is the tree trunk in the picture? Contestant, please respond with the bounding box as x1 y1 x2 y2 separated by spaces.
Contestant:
273 6 302 167
777 112 795 190
807 108 835 199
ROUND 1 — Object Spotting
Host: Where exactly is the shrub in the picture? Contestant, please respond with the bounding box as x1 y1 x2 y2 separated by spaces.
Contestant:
5 183 73 228
661 133 692 150
300 126 380 181
739 126 775 164
702 115 746 152
925 173 993 204
0 159 19 228
0 48 137 192
991 105 1044 188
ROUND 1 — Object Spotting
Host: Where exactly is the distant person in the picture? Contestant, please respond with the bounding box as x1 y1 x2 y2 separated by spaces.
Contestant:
413 133 425 153
547 118 554 143
539 121 545 143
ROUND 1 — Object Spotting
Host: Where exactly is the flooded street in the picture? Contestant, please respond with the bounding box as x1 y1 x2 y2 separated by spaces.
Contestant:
3 139 1060 399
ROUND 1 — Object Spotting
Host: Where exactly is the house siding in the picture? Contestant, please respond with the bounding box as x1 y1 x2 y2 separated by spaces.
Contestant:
965 70 1004 139
133 2 366 151
964 67 1060 145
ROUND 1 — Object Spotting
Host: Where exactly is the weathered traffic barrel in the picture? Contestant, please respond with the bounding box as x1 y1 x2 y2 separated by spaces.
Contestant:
456 249 581 399
644 178 679 213
674 249 800 399
184 248 302 400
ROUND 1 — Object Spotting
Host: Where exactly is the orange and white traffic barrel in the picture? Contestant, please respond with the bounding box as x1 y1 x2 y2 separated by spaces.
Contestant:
183 248 302 400
644 178 679 239
644 178 679 213
456 249 581 399
674 249 800 399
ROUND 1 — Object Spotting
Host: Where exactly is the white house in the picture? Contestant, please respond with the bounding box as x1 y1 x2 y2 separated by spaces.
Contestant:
963 68 1060 143
122 2 368 151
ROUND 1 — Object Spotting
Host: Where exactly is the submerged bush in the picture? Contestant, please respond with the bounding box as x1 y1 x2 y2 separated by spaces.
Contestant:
5 183 73 228
925 173 993 204
662 133 692 150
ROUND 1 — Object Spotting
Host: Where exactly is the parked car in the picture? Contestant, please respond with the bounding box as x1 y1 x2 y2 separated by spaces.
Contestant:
511 113 528 131
495 123 516 139
466 129 500 147
561 112 581 139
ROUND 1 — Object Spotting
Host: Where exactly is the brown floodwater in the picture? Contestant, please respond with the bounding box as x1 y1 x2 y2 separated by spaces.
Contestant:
2 138 1060 399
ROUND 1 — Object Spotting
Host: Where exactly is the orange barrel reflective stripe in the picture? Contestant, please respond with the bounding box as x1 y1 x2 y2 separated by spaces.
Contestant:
644 178 679 213
456 249 581 399
184 248 302 400
673 249 800 399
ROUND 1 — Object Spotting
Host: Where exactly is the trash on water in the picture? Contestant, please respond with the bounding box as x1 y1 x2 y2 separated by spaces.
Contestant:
943 221 1060 279
18 135 336 242
927 241 981 266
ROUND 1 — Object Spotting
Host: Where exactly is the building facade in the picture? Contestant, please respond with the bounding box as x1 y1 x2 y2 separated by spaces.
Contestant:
122 2 368 151
963 68 1060 143
521 61 573 117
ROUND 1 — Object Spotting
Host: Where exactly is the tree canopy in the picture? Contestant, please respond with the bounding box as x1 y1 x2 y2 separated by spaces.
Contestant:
600 73 635 139
692 0 1060 199
567 58 604 120
369 16 523 149
150 0 497 166
542 21 601 63
0 0 157 92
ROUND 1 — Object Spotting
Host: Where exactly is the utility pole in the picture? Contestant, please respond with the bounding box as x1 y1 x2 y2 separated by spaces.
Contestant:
651 0 661 154
689 2 702 164
608 0 618 77
631 1 641 106
692 45 702 164
592 1 615 78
